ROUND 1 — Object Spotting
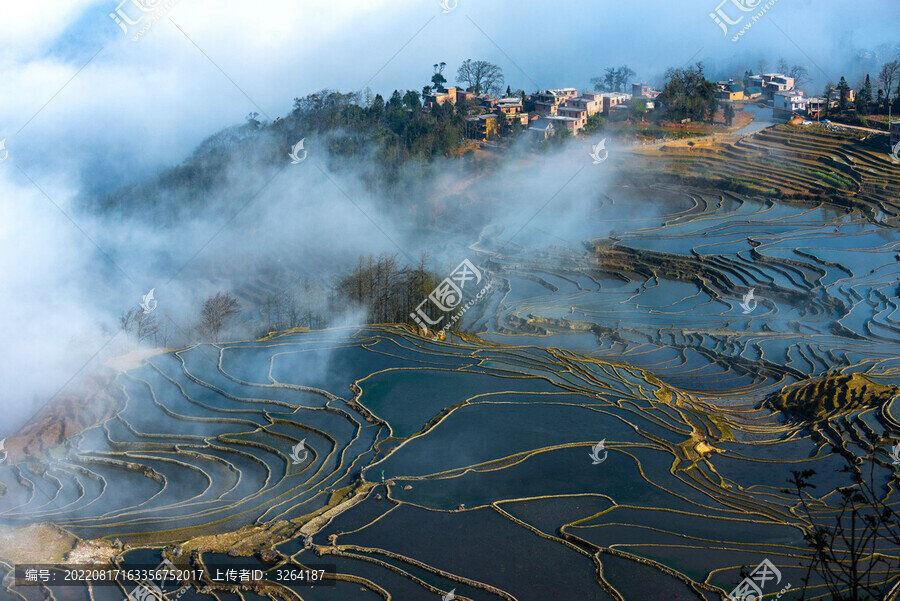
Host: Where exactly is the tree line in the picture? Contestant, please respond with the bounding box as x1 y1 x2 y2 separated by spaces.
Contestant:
659 63 719 123
120 291 243 346
119 253 451 347
591 65 636 93
335 253 443 326
829 58 900 116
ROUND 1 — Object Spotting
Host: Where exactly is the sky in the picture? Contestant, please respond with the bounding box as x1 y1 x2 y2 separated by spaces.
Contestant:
0 0 898 431
1 0 898 184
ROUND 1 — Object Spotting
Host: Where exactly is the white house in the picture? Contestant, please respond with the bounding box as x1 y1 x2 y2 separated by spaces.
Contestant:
773 90 805 118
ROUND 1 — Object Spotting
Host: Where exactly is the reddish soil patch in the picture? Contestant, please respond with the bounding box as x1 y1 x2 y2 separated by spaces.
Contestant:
656 110 753 133
5 370 123 462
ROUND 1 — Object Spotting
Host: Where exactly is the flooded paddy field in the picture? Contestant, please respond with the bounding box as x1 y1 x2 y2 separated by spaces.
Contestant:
2 126 899 600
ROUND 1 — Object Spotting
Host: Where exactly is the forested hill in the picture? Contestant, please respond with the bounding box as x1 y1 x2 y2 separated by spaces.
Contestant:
94 89 482 220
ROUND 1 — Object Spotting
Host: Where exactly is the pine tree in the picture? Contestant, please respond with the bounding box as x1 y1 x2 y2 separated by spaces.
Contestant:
723 103 735 126
837 76 850 111
861 74 873 114
431 62 447 93
855 75 873 116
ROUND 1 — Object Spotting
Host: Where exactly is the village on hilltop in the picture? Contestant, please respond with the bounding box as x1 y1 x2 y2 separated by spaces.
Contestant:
417 61 900 147
423 81 659 140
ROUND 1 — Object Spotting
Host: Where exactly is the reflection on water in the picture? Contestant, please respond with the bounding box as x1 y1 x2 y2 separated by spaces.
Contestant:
732 101 783 135
2 170 899 599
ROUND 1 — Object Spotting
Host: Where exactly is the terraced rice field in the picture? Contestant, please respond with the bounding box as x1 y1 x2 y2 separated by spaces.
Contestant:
640 124 899 220
1 126 899 600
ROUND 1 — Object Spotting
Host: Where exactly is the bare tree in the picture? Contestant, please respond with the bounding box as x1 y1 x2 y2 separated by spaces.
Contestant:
590 68 616 92
456 59 504 96
878 60 899 105
591 65 635 93
614 65 636 92
336 253 443 328
823 81 836 118
154 314 173 348
431 62 447 93
603 66 618 91
198 292 240 342
120 307 159 344
788 65 809 86
777 58 790 74
259 281 327 335
790 450 900 601
260 289 300 333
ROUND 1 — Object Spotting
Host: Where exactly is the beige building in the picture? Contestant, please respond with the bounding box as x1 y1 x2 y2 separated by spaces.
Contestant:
805 97 826 119
773 90 806 118
530 89 602 132
716 80 745 101
496 97 529 126
496 97 523 115
566 92 603 116
602 92 631 114
760 73 795 99
547 115 583 135
424 87 458 110
465 114 499 140
528 117 555 140
533 88 579 116
556 105 587 128
840 87 855 104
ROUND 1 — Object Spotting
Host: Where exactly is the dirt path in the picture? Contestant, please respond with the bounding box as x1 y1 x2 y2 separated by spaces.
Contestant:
626 111 772 151
817 121 886 135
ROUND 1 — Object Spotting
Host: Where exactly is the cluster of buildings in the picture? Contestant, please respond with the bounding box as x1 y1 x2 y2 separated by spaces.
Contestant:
772 88 855 120
527 83 659 137
747 73 796 98
715 73 797 103
422 83 660 141
529 88 599 136
422 86 473 110
425 71 875 141
717 72 856 121
715 80 746 101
